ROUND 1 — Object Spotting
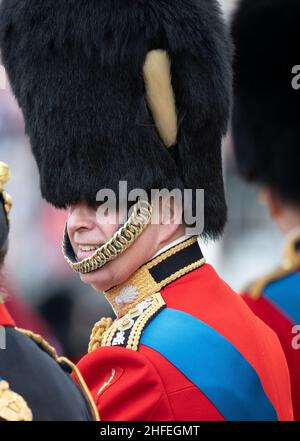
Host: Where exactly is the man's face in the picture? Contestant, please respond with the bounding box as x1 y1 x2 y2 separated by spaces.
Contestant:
67 201 161 292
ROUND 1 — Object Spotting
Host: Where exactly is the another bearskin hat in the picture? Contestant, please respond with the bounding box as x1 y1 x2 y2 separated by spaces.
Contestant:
232 0 300 205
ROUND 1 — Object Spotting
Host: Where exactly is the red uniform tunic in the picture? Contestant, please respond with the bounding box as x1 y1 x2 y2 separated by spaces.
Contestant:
75 238 293 421
241 235 300 420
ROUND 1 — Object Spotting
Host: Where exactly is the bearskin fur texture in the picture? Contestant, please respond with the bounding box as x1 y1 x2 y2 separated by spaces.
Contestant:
0 0 232 237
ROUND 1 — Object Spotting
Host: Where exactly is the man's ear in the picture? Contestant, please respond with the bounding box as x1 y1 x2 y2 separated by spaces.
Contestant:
161 196 183 227
155 196 185 248
259 187 282 219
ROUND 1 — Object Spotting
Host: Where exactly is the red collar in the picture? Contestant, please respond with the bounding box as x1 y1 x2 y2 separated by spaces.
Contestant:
0 303 15 326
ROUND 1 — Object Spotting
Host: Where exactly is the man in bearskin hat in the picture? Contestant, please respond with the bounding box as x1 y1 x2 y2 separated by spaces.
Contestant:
231 0 300 420
0 0 293 420
0 162 98 420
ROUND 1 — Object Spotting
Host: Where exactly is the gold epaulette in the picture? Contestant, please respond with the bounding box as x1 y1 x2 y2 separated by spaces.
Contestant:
89 292 166 353
16 328 100 421
0 380 32 421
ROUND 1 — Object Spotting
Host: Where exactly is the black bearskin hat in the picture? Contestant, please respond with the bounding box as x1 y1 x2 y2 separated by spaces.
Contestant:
0 0 232 238
232 0 300 205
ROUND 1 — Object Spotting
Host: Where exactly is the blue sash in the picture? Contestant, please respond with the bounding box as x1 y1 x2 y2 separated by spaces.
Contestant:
264 272 300 324
141 308 277 421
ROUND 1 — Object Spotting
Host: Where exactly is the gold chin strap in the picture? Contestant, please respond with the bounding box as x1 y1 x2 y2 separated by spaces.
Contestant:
62 199 153 274
0 162 12 221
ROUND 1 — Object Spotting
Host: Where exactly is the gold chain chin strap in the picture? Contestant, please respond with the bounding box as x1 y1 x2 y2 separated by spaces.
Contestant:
62 199 153 274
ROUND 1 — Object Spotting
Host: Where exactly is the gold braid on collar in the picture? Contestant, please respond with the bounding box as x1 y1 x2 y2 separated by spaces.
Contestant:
104 235 205 318
89 236 205 352
62 199 152 274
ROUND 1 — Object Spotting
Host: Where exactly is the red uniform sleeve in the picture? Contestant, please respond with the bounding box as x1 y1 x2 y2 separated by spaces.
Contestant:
74 346 175 421
74 344 226 421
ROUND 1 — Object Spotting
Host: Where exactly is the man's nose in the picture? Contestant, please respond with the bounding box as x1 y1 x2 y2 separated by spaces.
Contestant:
67 204 96 236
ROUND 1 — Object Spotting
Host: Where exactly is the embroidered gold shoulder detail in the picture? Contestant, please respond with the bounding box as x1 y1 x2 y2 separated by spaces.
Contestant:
89 317 114 353
89 293 166 353
0 380 33 421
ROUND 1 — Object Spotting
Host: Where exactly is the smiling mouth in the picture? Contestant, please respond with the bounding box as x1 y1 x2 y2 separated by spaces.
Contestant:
78 245 100 252
76 244 103 261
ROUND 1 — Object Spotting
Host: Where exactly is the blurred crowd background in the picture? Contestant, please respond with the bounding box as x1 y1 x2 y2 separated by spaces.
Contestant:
0 0 283 359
